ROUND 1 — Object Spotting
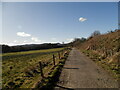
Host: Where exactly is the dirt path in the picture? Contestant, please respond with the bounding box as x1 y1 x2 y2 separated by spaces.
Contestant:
56 48 119 88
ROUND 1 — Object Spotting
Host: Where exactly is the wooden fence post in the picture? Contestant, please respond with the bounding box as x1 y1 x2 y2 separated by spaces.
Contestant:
58 52 60 60
110 49 113 56
53 54 55 66
62 50 64 55
39 61 44 78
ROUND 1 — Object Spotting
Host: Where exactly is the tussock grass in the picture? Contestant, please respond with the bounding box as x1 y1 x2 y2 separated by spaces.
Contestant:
82 50 120 80
77 30 120 80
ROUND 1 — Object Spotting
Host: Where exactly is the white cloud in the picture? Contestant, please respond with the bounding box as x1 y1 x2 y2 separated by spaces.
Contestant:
66 38 74 43
17 32 31 37
79 17 87 22
13 40 18 43
31 37 40 42
23 40 27 43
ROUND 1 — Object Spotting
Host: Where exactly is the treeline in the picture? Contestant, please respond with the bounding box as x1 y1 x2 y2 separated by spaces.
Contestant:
70 29 119 48
77 29 120 59
1 43 66 53
68 37 86 47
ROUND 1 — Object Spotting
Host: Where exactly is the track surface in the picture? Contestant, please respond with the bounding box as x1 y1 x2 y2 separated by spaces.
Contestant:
56 48 118 88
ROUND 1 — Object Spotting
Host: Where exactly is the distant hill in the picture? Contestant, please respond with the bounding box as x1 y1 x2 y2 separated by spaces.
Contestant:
1 43 67 53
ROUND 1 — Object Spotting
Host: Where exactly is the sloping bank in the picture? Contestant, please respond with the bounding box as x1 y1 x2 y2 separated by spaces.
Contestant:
77 30 120 81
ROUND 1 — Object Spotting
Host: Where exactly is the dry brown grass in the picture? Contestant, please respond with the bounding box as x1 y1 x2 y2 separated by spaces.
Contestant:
77 30 120 79
79 30 120 64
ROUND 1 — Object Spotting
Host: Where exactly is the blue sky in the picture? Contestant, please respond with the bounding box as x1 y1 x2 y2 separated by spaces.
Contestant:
2 2 118 46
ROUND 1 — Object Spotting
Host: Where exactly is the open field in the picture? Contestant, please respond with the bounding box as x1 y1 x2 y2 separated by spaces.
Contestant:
1 47 67 88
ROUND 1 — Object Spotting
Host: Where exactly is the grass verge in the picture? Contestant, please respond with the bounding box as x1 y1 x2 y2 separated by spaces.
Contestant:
35 49 71 89
81 50 120 81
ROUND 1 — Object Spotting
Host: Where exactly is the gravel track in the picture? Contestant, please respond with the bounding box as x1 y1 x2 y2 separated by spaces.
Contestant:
56 48 119 89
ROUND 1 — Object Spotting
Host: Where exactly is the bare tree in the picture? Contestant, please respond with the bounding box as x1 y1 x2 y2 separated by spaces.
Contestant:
91 30 101 37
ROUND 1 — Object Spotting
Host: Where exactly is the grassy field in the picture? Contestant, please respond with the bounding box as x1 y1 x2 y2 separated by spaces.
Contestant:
1 47 66 88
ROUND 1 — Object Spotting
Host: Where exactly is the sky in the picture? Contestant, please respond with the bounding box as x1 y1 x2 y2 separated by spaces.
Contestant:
1 2 118 46
118 2 120 29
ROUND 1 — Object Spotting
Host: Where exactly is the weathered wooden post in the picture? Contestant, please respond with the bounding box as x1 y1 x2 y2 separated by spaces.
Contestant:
58 52 60 60
62 50 64 56
53 54 55 66
110 49 113 56
39 61 44 78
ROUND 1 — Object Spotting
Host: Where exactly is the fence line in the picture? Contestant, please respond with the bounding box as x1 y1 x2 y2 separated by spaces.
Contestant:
39 61 44 78
38 48 70 79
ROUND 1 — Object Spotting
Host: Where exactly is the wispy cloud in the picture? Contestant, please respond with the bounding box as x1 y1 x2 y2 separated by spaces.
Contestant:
66 38 74 43
79 17 87 22
23 40 27 43
17 32 31 37
31 37 40 42
13 40 18 43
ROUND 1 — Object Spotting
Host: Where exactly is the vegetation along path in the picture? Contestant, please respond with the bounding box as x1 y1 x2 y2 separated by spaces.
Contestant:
56 48 119 88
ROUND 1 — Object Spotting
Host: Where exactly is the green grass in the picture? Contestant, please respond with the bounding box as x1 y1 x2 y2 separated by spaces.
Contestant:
1 48 64 57
37 50 70 89
2 48 65 88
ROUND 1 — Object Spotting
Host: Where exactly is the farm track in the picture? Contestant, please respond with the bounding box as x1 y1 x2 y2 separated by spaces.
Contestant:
56 48 119 88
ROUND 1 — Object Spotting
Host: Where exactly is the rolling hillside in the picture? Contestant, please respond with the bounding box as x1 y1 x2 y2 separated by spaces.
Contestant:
76 30 120 79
